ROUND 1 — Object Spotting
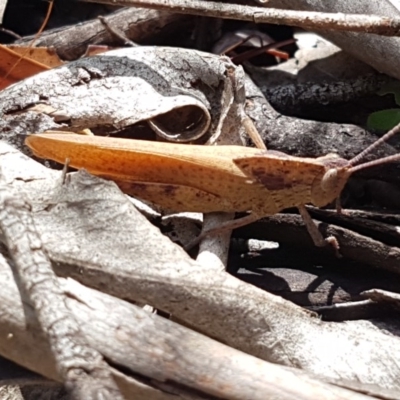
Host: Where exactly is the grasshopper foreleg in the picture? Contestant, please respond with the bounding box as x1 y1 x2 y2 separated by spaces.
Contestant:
298 205 341 257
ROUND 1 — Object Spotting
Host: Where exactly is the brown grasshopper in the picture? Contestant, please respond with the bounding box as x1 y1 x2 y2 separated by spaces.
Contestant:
25 125 400 249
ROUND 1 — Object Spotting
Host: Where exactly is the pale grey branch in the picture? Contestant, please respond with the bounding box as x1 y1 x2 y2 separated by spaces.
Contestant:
0 179 123 400
0 253 377 400
82 0 400 36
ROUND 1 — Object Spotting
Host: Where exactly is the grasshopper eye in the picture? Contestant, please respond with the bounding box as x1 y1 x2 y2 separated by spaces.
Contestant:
321 168 338 192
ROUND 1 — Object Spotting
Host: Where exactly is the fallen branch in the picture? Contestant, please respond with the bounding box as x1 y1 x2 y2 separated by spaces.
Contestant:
82 0 400 37
15 7 186 60
0 177 123 399
0 252 377 400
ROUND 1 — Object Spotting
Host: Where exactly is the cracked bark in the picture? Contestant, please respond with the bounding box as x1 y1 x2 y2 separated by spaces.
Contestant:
0 178 123 399
0 142 399 392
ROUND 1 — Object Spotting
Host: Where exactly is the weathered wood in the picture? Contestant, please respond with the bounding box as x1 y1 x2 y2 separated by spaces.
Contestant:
1 141 400 391
0 181 124 399
262 0 400 81
244 75 400 161
0 250 377 400
260 74 393 114
16 7 187 60
0 47 247 152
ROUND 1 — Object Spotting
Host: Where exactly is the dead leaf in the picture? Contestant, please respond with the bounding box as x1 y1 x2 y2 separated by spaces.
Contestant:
7 45 64 68
0 44 50 90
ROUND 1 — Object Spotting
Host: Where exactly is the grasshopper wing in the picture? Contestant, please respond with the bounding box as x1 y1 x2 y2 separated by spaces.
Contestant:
104 178 235 213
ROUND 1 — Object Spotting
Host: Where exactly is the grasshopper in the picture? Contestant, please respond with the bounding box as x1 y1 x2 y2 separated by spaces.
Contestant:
25 126 400 249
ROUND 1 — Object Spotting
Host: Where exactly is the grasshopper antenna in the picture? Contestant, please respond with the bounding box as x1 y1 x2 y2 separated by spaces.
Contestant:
349 153 400 173
348 121 400 167
332 122 400 213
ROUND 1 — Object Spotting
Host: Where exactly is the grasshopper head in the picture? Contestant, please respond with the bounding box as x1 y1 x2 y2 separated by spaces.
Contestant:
312 138 400 207
311 154 352 207
312 122 400 208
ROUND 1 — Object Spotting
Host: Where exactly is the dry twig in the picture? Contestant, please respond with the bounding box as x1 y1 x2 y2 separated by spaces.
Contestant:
196 212 234 271
82 0 400 36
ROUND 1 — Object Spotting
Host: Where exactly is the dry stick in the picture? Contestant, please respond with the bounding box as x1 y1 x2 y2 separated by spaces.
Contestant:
82 0 400 36
16 7 185 60
362 289 400 311
98 15 138 47
314 300 377 316
0 26 22 40
261 74 393 114
196 212 234 271
0 180 123 400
